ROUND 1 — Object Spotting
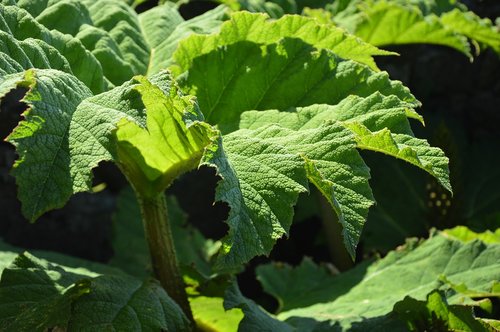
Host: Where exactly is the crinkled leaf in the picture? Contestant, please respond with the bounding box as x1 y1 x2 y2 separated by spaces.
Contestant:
0 3 105 93
67 275 190 331
351 1 471 58
174 11 393 72
112 75 215 197
440 8 500 54
176 36 416 133
0 252 97 331
255 229 500 329
393 290 489 331
346 123 451 192
330 0 500 57
0 253 190 331
3 69 93 221
240 92 422 134
10 0 150 86
238 93 450 257
139 2 227 75
203 133 308 270
245 124 373 259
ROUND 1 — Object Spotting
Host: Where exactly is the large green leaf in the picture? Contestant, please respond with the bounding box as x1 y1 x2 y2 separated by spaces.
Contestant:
233 93 449 261
175 36 416 133
139 2 227 75
236 0 500 57
8 0 149 86
255 229 500 329
2 69 207 221
0 3 105 93
350 1 471 57
203 133 309 269
393 290 495 331
3 69 93 221
2 0 226 89
173 11 393 72
332 0 500 57
112 76 215 198
440 8 500 54
0 253 190 331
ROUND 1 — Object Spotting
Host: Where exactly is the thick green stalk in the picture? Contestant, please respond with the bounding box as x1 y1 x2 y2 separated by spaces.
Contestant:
137 192 195 326
317 192 354 271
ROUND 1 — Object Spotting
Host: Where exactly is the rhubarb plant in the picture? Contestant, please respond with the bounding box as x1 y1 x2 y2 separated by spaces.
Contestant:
236 0 500 58
0 0 498 330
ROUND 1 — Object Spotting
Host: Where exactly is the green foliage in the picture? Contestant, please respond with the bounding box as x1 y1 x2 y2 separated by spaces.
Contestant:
0 253 190 331
393 290 491 331
250 229 500 330
236 0 500 58
0 0 498 330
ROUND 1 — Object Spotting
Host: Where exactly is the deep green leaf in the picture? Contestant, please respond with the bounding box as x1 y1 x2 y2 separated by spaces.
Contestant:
0 3 105 92
256 230 500 329
203 133 308 270
176 37 416 133
0 253 190 331
139 2 227 75
394 290 488 331
244 124 373 259
3 69 93 221
173 11 393 72
9 0 150 86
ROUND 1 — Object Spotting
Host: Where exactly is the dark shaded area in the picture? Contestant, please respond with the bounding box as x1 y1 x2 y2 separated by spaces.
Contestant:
179 1 220 19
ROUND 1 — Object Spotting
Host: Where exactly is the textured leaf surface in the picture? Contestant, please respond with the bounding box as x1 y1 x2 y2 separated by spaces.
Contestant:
176 36 416 133
237 93 450 257
351 1 471 57
0 3 105 92
67 275 190 331
255 230 500 329
0 253 190 331
0 253 93 331
394 290 489 331
244 124 373 259
113 76 215 197
139 3 227 75
239 92 421 133
4 69 93 221
331 0 500 57
174 11 393 71
9 0 150 86
440 8 500 54
347 123 451 192
203 133 308 269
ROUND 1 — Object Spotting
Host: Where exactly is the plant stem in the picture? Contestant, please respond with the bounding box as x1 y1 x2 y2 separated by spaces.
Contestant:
137 193 195 326
317 192 354 271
